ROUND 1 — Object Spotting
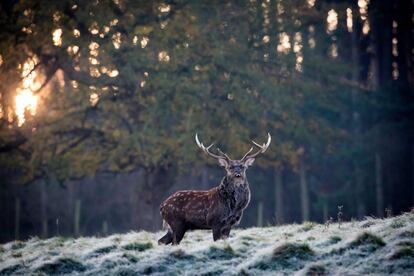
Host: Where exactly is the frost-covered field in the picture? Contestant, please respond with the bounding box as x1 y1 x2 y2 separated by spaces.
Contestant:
1 212 413 275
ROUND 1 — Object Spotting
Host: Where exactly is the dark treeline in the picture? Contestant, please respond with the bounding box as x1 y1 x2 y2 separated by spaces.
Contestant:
0 0 413 242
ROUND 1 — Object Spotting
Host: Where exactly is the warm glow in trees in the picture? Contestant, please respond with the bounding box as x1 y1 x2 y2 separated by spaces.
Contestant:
15 58 40 126
326 9 338 34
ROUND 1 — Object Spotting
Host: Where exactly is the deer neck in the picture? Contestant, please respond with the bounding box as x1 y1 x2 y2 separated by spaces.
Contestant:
218 176 250 212
218 176 249 194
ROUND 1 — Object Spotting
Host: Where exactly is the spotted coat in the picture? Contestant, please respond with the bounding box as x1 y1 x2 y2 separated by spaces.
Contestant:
158 176 250 244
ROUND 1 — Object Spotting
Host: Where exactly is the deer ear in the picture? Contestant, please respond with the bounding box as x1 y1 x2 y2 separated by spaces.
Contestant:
218 158 228 167
244 157 255 167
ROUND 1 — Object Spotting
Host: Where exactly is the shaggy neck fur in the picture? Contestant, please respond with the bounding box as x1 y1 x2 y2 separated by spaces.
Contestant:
218 176 250 211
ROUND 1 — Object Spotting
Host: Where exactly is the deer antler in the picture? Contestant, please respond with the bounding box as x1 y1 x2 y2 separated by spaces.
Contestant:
195 133 232 160
241 133 271 160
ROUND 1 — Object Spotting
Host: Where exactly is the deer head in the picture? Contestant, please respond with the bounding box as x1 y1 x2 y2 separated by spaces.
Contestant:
195 133 271 185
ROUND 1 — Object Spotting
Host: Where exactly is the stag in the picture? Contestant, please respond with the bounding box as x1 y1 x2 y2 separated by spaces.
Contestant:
158 133 271 245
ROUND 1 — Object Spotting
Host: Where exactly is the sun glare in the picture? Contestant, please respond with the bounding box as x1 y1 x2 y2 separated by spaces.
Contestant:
326 9 338 34
52 28 63 46
277 32 291 54
346 8 353 32
15 58 40 126
16 91 38 126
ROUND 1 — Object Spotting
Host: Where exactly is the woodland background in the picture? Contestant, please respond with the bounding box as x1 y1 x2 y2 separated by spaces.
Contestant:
0 0 413 242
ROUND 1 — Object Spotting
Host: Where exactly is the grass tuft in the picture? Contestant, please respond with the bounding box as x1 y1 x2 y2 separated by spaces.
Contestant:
206 244 236 260
123 242 153 252
170 249 193 260
390 219 405 229
93 245 117 255
361 221 376 228
329 236 342 244
350 232 385 248
252 243 314 270
12 252 22 258
36 257 86 274
303 263 327 275
122 253 139 263
11 241 24 250
52 237 67 246
114 267 137 276
102 259 116 269
389 241 414 260
142 264 166 275
301 222 316 232
398 231 414 239
240 235 254 241
272 243 314 260
0 264 23 275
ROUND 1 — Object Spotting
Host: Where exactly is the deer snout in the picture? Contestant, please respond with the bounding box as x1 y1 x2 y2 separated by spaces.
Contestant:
234 167 242 177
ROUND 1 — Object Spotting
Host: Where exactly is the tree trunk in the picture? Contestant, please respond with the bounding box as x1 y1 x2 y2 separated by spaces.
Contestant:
412 145 414 205
351 17 366 218
323 201 328 222
14 197 20 240
102 220 108 236
67 182 74 236
74 199 81 237
41 180 48 238
375 153 384 217
138 166 176 231
257 201 264 227
299 156 310 222
130 169 143 230
274 168 284 224
56 218 59 236
370 11 384 218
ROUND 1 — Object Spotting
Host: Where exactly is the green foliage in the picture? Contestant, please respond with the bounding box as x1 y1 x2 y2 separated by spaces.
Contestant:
0 0 353 184
3 0 411 226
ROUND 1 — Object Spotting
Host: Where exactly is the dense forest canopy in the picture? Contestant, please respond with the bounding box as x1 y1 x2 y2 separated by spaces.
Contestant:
0 0 413 241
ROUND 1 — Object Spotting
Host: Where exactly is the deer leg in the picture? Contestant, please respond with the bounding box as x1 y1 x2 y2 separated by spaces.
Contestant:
233 211 243 226
212 226 222 241
171 222 186 245
158 230 173 245
212 221 230 241
220 226 231 239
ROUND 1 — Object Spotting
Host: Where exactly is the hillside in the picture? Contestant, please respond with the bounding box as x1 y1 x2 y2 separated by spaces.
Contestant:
1 212 413 275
